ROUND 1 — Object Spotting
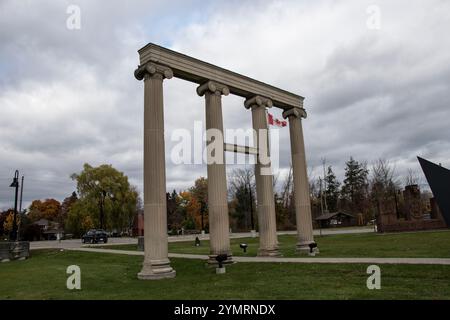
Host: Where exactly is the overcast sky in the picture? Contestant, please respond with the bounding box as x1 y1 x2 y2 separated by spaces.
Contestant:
1 0 449 210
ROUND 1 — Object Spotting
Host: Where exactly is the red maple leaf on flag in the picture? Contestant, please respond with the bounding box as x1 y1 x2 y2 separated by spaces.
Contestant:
267 113 287 127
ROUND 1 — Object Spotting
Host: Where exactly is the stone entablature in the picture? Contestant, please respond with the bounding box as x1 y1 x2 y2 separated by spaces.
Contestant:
137 43 303 110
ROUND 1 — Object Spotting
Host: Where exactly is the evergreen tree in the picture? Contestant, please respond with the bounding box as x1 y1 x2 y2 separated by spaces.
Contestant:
341 157 369 213
325 166 340 212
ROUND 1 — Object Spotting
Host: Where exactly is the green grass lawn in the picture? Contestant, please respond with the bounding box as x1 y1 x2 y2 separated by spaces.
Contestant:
1 249 449 299
101 230 450 258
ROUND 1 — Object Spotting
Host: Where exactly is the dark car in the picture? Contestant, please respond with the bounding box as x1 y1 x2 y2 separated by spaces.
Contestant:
81 229 108 244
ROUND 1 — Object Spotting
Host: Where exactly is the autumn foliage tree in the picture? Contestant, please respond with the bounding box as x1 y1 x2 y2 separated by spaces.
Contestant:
190 177 208 230
1 209 19 236
28 199 62 221
178 191 202 230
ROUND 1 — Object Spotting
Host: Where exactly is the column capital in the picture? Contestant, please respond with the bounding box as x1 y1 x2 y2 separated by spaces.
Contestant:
134 62 174 81
197 80 230 97
244 95 273 110
282 107 307 119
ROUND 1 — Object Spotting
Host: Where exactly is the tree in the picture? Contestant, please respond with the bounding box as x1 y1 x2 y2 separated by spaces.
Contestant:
341 157 369 214
0 210 9 238
228 168 256 231
280 166 293 208
229 182 254 231
178 191 201 230
167 190 184 231
81 215 94 231
404 168 420 187
66 198 97 237
21 223 42 241
28 199 61 221
274 191 290 229
3 210 20 235
370 159 400 219
70 163 139 233
325 166 340 212
60 192 78 229
190 177 208 230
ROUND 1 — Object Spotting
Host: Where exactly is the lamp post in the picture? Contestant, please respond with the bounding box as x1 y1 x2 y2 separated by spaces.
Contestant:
9 170 19 241
17 175 24 240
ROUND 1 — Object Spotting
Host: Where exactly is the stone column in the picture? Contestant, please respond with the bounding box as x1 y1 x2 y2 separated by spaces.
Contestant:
135 63 176 279
197 81 232 264
282 107 315 253
244 96 280 257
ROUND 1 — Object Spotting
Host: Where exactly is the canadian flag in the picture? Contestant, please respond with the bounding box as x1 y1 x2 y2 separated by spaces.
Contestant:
267 113 287 127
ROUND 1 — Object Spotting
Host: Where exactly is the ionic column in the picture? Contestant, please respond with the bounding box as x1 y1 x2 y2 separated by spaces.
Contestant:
244 96 280 257
135 63 176 279
282 107 315 252
197 81 232 264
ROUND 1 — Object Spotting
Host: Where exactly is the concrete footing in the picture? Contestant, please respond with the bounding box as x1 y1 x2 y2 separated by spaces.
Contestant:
258 248 282 257
138 260 176 280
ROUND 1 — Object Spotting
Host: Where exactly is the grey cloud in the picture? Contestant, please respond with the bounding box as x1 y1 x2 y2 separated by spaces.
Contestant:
1 0 450 210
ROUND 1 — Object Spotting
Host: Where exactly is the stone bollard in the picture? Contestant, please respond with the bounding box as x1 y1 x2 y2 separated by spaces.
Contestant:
137 236 144 251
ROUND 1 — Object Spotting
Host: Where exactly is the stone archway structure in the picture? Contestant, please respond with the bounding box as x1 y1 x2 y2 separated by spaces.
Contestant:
134 43 315 280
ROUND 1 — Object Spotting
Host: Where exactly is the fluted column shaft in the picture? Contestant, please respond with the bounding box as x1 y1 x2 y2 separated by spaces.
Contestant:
245 96 280 257
197 81 232 264
283 107 315 252
135 63 176 279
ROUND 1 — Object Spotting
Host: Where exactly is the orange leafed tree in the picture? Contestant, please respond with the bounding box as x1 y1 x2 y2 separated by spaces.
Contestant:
179 191 203 230
28 199 62 221
3 210 20 234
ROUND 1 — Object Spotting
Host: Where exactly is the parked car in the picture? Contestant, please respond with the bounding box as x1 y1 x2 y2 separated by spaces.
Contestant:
110 231 121 237
81 229 108 244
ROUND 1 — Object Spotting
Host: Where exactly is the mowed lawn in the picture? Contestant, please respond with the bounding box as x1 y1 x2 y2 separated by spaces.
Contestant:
103 230 450 258
1 249 450 300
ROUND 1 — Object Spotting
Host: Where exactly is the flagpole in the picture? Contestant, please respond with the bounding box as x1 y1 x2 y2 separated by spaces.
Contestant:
265 109 271 158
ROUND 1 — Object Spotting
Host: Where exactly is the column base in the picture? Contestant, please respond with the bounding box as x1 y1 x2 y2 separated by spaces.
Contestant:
137 259 176 280
207 254 233 266
258 247 281 257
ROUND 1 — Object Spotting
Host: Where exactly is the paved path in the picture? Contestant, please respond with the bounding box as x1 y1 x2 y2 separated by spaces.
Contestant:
66 247 450 265
30 227 374 250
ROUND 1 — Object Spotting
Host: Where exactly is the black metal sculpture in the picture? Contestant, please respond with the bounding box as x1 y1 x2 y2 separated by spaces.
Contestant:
418 157 450 227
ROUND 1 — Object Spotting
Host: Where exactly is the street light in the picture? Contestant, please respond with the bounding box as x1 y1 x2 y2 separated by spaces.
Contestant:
308 242 318 256
9 170 19 241
215 254 227 274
